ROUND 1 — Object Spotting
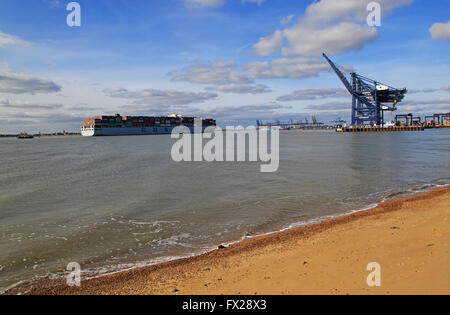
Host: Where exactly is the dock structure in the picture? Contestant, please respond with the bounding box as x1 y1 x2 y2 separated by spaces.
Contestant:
257 116 329 130
323 53 449 133
323 53 407 127
425 113 450 128
338 126 424 133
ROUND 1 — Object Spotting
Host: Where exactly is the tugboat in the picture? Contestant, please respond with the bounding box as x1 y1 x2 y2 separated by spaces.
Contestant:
17 133 34 139
332 118 347 132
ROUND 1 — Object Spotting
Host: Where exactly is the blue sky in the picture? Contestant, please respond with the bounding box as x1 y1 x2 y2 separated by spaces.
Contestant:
0 0 449 133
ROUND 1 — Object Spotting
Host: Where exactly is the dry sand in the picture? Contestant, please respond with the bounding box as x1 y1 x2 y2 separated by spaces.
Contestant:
13 186 450 295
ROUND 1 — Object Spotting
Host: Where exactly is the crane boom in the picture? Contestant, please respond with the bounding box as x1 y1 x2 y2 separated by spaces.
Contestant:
322 53 352 93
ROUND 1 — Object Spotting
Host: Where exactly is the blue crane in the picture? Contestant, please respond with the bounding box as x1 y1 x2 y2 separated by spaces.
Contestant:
323 53 408 127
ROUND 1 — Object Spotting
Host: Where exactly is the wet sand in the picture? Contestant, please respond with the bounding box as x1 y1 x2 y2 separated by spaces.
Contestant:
11 186 450 295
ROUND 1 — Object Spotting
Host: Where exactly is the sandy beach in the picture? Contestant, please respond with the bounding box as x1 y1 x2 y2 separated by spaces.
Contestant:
11 186 450 295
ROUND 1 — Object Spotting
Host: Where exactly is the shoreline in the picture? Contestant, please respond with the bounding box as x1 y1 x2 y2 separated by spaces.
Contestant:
7 185 450 295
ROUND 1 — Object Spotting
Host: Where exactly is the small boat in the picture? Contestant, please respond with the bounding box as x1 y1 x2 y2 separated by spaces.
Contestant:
17 133 34 139
383 121 396 128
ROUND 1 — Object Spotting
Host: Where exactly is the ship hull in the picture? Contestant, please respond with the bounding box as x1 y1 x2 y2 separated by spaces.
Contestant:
81 126 205 137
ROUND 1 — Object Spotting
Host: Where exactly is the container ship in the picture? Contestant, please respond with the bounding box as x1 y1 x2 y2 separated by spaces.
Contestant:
81 114 216 137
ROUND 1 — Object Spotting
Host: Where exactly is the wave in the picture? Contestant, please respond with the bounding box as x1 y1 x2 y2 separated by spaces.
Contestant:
6 178 449 295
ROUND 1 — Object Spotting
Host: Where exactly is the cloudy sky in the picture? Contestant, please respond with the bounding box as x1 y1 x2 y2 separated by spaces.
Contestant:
0 0 449 133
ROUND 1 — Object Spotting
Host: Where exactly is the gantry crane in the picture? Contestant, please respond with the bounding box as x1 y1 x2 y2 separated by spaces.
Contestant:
323 53 408 127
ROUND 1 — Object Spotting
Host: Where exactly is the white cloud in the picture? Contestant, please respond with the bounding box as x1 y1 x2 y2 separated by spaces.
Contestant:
281 14 295 26
167 61 253 85
0 31 29 47
43 0 65 9
102 87 128 94
103 87 218 107
65 104 102 111
0 99 63 110
300 0 411 25
245 57 329 79
305 102 350 111
205 84 271 94
242 0 266 6
281 22 378 57
408 86 450 94
184 0 226 8
0 112 85 130
408 89 436 94
0 67 62 94
253 0 412 57
184 0 266 8
429 20 450 41
253 30 284 56
401 97 450 113
277 88 348 102
169 57 337 83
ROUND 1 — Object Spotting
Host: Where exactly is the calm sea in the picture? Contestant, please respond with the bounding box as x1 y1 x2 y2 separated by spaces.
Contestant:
1 129 449 292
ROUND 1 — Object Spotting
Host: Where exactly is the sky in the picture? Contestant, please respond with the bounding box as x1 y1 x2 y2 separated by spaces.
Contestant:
0 0 449 133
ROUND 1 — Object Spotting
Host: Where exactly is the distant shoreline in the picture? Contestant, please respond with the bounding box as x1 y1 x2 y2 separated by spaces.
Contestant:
0 133 81 138
7 185 450 295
